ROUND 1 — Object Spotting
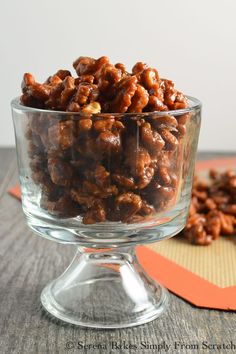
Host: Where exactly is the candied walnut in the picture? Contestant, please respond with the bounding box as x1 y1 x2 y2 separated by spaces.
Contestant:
174 124 186 138
128 85 149 113
70 188 94 207
189 197 198 217
162 79 176 108
228 177 236 189
77 135 101 159
29 115 49 137
211 193 230 205
140 200 155 216
31 170 48 185
21 56 188 115
161 79 188 110
56 69 71 79
83 181 118 198
141 123 165 155
95 165 110 187
29 154 46 173
209 169 219 179
137 166 155 189
146 180 175 209
60 76 76 107
186 213 206 229
41 178 64 201
45 70 71 85
132 62 148 75
192 189 208 201
20 93 38 108
73 56 96 75
75 74 94 84
80 75 94 84
105 76 137 113
155 185 175 208
48 158 74 186
113 120 125 133
73 56 109 77
115 193 142 222
22 72 35 88
158 166 172 186
177 113 189 125
115 63 126 75
124 137 154 189
125 141 150 175
150 151 172 173
205 198 217 210
30 158 48 186
225 170 236 178
83 200 107 224
45 76 76 110
154 115 178 129
27 138 43 158
205 211 221 239
146 95 167 112
158 128 178 151
97 131 121 154
112 173 136 190
71 83 95 106
22 55 190 225
98 64 122 97
48 120 75 150
185 214 212 246
77 118 92 132
67 102 81 112
148 83 164 101
141 68 159 89
183 169 236 245
21 73 50 104
45 75 62 86
219 204 236 215
93 118 115 132
172 92 188 110
218 211 235 235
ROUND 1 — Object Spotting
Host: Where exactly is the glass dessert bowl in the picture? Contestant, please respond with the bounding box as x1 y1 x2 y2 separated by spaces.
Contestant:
12 96 201 328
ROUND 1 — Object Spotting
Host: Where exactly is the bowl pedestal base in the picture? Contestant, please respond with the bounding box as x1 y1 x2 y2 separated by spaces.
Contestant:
41 246 168 329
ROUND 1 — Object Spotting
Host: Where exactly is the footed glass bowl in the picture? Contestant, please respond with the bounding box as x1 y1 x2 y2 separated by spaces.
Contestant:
11 96 201 328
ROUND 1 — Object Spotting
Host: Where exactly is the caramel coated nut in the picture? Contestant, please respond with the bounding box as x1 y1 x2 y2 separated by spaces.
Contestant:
48 120 75 150
77 119 93 132
21 56 188 114
48 158 74 186
141 124 165 155
106 76 138 113
21 55 190 224
183 169 236 245
115 193 142 222
141 68 159 89
128 84 149 113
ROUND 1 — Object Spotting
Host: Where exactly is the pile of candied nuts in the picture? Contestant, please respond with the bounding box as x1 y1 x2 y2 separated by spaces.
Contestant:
21 56 189 224
182 170 236 245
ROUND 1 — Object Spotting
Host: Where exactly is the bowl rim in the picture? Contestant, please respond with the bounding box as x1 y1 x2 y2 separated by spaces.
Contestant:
11 95 201 117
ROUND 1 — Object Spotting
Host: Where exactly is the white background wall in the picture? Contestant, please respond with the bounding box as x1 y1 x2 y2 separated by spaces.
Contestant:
1 0 236 150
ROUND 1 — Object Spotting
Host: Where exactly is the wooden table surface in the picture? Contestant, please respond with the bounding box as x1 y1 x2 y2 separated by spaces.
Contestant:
0 148 235 354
